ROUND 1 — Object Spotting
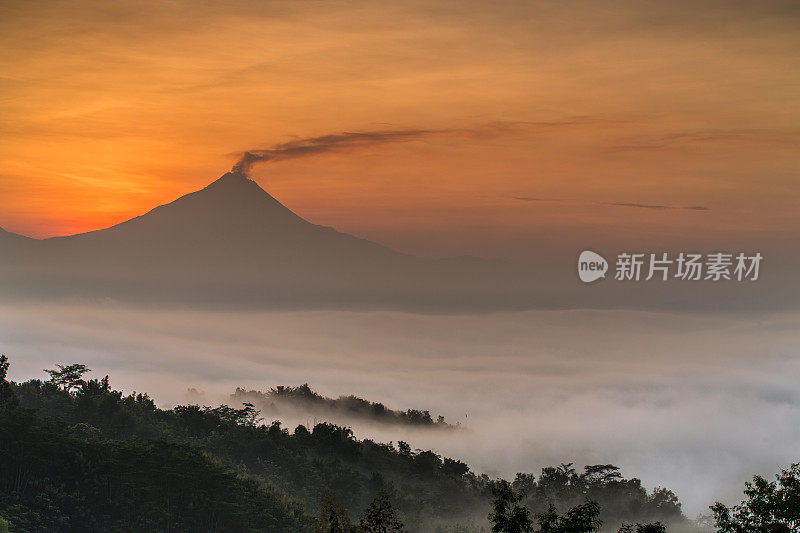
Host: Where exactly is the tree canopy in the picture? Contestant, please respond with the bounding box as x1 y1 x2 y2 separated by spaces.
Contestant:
711 463 800 532
1 357 695 532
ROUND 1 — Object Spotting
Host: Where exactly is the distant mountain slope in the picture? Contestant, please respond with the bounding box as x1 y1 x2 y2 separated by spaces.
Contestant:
0 171 458 307
0 227 34 244
53 171 400 258
0 170 795 312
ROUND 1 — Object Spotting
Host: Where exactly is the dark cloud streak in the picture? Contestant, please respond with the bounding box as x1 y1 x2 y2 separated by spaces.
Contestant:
513 197 557 202
606 202 670 210
231 129 439 174
604 202 710 211
512 198 710 211
231 117 615 174
608 128 799 153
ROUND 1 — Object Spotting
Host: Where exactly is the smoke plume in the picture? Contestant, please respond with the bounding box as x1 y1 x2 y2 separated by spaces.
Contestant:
231 130 436 174
230 118 606 175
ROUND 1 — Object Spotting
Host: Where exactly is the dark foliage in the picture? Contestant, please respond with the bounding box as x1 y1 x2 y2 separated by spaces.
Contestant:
359 490 405 532
618 523 666 533
710 463 800 532
43 364 91 393
0 405 309 532
511 463 682 531
1 357 689 532
315 493 355 533
489 480 533 533
233 384 455 429
535 500 602 532
0 356 18 411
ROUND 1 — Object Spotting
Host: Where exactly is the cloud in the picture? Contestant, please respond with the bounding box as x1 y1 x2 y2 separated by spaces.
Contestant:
606 202 670 210
514 197 553 202
512 198 710 211
604 202 710 211
507 116 626 128
608 129 800 153
3 302 800 517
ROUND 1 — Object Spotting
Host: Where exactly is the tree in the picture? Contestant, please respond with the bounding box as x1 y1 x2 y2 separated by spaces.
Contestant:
397 441 411 457
359 490 404 533
558 500 602 532
537 500 602 533
584 464 622 485
315 493 354 533
711 463 800 532
239 401 262 426
442 457 470 478
44 363 91 393
618 523 666 533
536 503 560 533
489 479 533 533
0 355 19 410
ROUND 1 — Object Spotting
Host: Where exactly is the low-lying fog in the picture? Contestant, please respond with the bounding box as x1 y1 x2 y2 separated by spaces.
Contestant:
2 303 798 517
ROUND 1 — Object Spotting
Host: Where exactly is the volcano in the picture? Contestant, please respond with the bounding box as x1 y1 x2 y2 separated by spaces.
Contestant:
43 170 405 269
2 170 788 311
0 171 506 308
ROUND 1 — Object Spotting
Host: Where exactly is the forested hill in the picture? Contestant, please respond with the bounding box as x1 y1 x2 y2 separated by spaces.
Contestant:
231 384 457 429
0 357 689 532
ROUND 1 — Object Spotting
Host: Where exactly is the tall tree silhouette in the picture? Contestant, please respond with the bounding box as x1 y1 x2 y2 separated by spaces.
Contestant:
536 501 601 533
359 490 404 532
0 355 18 410
315 493 354 533
43 363 91 393
489 480 533 533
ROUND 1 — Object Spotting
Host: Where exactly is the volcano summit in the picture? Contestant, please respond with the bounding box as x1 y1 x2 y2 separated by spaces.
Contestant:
0 171 517 309
0 170 792 312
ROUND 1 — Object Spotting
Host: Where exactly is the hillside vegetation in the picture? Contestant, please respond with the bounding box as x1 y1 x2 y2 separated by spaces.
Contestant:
0 356 697 532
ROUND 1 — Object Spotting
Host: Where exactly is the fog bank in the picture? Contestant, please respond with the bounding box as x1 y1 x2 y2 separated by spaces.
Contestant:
2 303 798 516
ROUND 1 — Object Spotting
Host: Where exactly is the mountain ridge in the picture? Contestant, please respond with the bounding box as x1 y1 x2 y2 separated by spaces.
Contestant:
0 170 453 308
0 170 793 312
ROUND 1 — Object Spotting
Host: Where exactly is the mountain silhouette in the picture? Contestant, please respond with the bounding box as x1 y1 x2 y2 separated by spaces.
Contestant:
63 171 389 250
44 170 404 269
0 171 515 309
0 170 794 311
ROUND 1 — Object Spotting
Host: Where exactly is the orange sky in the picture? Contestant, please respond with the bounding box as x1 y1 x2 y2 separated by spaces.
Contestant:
1 0 798 257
